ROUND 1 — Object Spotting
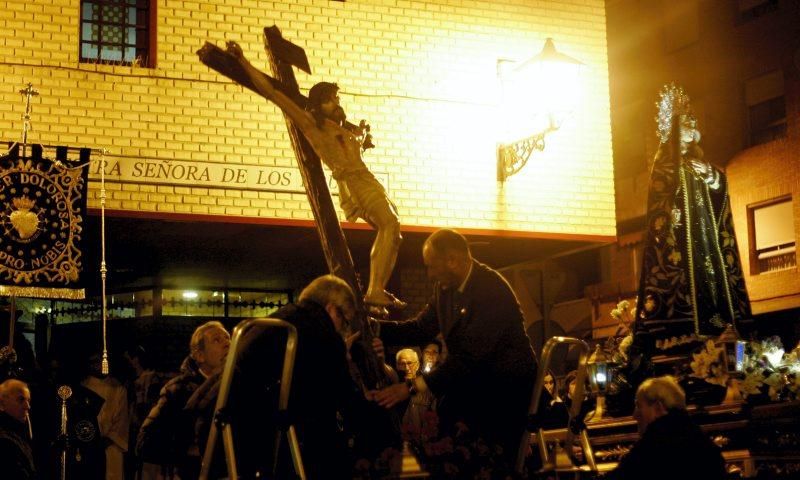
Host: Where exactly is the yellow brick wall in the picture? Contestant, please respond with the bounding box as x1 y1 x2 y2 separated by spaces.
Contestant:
726 70 800 314
0 0 615 238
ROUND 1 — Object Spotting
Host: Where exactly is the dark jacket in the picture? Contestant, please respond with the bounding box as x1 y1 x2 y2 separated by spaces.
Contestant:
379 260 537 455
0 411 35 479
136 356 204 472
65 383 106 480
229 300 364 479
607 409 727 480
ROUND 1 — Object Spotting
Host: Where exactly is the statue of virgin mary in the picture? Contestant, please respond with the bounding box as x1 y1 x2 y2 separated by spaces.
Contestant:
633 84 751 353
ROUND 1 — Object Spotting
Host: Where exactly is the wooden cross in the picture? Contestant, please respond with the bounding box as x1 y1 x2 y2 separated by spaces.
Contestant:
197 26 388 392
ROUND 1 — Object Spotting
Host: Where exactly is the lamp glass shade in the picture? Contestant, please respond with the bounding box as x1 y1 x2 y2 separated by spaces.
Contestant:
717 324 745 374
498 38 583 143
587 344 610 393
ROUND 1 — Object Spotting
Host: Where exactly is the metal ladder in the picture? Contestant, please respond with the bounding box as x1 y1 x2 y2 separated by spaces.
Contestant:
199 318 306 480
516 336 599 479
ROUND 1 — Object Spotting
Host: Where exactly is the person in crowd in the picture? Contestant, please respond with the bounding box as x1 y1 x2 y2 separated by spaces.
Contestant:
543 369 559 400
0 309 38 382
395 348 420 381
124 345 164 480
372 228 537 463
561 370 578 407
0 378 34 479
541 369 568 428
45 350 105 480
562 369 594 421
82 352 130 480
137 321 230 479
606 375 727 480
225 274 375 479
394 348 435 434
421 339 443 373
222 40 404 314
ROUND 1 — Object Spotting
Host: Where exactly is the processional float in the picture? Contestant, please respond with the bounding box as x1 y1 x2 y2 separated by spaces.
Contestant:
515 83 755 478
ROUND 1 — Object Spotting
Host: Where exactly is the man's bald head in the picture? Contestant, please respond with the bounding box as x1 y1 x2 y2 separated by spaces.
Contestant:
0 379 31 423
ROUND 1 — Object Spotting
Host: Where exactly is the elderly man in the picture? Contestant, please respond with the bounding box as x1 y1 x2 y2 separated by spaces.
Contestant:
137 320 230 479
0 378 34 479
395 348 420 381
373 228 537 462
607 375 726 480
394 348 437 435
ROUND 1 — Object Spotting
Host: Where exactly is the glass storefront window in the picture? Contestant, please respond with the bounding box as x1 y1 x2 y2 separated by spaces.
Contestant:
46 287 290 324
161 289 225 317
227 291 289 318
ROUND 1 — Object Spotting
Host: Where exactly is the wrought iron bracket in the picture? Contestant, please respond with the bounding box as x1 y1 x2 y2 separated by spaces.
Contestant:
497 130 548 182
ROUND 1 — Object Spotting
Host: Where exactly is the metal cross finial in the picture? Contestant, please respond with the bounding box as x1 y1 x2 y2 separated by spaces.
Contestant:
18 82 39 145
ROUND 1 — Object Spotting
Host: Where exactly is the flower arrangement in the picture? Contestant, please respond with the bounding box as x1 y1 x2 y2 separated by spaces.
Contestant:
690 335 800 404
603 299 637 365
610 299 636 337
689 339 729 387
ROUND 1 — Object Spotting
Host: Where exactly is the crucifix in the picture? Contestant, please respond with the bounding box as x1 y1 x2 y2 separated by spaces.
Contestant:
197 26 403 392
18 83 39 150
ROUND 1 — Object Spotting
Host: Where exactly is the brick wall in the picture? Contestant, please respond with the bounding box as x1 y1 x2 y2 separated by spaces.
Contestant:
0 0 614 238
727 66 800 314
399 265 429 314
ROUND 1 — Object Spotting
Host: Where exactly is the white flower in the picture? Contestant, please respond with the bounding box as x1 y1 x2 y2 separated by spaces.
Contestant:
618 335 633 362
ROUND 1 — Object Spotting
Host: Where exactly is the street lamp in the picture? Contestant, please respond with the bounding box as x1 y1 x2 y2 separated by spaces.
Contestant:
586 344 615 423
497 38 583 181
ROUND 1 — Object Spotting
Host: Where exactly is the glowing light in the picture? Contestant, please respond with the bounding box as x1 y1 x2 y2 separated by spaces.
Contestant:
764 347 785 368
182 291 199 300
498 38 583 144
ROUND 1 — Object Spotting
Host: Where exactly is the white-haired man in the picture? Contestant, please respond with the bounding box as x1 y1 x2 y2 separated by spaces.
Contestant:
395 348 420 381
607 375 726 480
137 320 230 479
394 348 437 434
0 378 34 479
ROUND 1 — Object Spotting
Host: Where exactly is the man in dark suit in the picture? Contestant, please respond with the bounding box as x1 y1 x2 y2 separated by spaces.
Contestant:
373 228 537 461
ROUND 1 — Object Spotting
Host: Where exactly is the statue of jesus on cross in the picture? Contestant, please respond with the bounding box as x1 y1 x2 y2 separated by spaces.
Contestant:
223 41 405 313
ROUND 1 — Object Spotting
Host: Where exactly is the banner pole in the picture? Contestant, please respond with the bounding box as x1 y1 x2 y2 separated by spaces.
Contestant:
100 148 109 375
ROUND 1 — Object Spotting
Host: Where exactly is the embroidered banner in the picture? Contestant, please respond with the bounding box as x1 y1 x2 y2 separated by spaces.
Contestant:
0 143 90 299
